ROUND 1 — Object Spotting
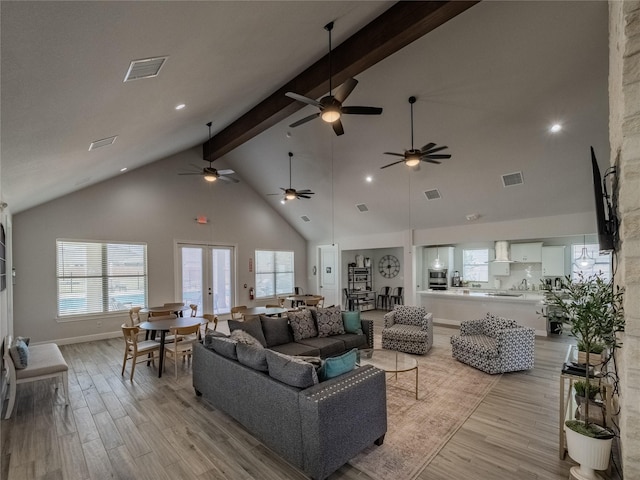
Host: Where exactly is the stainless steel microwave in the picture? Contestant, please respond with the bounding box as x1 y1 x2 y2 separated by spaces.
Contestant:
428 269 448 290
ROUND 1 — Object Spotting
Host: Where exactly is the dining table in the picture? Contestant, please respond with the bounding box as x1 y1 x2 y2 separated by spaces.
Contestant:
284 295 323 308
139 316 204 378
141 304 191 317
240 306 288 317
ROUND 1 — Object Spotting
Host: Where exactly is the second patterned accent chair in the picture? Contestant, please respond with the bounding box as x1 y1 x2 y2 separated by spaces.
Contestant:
450 313 535 374
381 305 433 355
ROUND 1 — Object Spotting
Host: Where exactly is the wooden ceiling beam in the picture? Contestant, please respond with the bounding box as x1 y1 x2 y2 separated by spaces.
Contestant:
203 0 479 161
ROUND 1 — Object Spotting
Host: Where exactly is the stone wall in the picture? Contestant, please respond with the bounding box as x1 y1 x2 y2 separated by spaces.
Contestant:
610 1 640 478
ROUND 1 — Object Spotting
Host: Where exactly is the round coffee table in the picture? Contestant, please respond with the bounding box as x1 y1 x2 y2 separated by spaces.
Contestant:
359 349 419 399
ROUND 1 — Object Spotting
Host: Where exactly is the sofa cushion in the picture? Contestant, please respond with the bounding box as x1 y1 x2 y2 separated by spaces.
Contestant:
265 350 319 388
295 336 346 358
287 309 317 341
260 316 293 347
483 314 517 337
341 311 363 334
336 333 367 350
318 348 357 381
228 317 267 347
451 334 498 358
10 338 30 369
381 324 430 342
314 306 345 337
268 342 321 357
206 336 238 360
236 343 268 372
394 305 427 326
230 329 263 347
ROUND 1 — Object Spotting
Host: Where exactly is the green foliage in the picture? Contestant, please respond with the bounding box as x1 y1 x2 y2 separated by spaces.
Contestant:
576 340 604 354
565 420 614 439
574 380 601 400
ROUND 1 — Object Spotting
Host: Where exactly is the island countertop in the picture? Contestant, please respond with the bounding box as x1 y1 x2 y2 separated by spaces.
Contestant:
417 289 547 336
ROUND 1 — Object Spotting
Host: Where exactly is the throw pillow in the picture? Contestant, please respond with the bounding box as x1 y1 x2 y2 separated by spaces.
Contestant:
341 310 363 334
10 338 30 369
230 329 263 347
203 330 229 348
287 309 317 341
318 348 357 381
394 305 427 326
260 315 293 347
236 343 268 372
16 336 30 346
207 336 238 360
228 317 267 347
314 306 345 337
265 350 319 388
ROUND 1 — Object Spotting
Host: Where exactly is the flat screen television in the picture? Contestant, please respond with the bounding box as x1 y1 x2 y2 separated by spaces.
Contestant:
591 147 615 252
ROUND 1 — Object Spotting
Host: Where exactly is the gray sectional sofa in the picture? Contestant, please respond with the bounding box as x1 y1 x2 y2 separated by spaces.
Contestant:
192 310 387 480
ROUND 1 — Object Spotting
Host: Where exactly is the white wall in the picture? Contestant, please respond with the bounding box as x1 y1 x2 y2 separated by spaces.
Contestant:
12 147 307 344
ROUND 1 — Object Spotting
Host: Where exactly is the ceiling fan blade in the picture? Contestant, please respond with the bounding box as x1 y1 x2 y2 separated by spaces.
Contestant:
383 152 406 157
332 119 344 136
218 175 239 183
423 159 442 164
290 112 320 128
296 190 314 194
333 77 358 103
341 106 383 115
421 145 448 155
285 92 322 108
380 159 405 169
420 142 436 152
298 195 312 199
267 193 281 196
217 169 235 175
424 154 451 160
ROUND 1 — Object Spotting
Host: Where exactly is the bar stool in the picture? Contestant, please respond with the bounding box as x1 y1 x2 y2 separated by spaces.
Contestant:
390 287 404 306
376 286 391 310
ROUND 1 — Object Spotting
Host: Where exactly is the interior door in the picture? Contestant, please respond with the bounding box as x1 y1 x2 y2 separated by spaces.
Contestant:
319 244 339 308
178 244 234 315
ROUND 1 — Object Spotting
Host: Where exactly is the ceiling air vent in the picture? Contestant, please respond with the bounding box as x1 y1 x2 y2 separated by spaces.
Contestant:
124 56 168 82
300 215 310 223
502 171 524 187
88 135 117 151
356 203 369 212
423 189 442 201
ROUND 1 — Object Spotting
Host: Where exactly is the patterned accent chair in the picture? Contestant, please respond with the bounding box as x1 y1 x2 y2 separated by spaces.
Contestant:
381 305 433 355
450 313 535 374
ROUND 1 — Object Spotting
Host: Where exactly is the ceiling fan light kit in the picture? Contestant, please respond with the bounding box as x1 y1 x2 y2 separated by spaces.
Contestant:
179 122 239 183
268 152 315 203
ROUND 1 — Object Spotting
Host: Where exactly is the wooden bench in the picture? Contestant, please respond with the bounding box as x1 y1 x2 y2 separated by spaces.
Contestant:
2 335 69 419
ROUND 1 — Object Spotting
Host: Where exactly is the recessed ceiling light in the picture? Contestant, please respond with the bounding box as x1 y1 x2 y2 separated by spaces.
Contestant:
280 198 286 205
550 123 562 133
120 167 128 172
175 103 186 110
365 176 373 183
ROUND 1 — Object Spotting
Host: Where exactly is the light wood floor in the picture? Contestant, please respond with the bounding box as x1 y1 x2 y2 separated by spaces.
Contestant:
1 311 622 480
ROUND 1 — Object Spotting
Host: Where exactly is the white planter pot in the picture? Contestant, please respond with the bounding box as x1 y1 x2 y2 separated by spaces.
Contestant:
565 425 612 480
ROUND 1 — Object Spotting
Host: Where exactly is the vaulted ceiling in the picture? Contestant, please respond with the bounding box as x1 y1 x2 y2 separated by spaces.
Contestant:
1 1 609 244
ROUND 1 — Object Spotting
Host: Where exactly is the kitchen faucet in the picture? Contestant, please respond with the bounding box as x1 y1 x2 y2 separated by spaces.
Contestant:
521 279 528 290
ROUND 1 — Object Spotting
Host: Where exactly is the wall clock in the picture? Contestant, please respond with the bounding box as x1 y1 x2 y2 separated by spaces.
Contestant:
378 255 400 278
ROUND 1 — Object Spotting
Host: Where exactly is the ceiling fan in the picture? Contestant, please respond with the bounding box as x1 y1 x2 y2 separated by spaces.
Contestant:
380 96 451 169
285 21 383 136
178 122 239 183
267 152 314 203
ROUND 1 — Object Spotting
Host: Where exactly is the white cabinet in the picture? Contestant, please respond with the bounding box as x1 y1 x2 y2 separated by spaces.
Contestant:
489 261 511 276
510 242 543 263
542 246 566 277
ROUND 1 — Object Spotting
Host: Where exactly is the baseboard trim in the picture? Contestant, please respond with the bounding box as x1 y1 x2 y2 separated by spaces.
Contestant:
32 331 122 346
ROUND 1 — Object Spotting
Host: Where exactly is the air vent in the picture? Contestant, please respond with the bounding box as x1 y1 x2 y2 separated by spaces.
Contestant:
88 135 117 151
502 171 524 187
124 56 168 82
356 204 369 212
300 215 310 223
423 189 442 201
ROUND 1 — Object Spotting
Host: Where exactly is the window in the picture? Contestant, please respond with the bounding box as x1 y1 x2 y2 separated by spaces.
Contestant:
57 240 147 317
463 248 489 282
571 243 611 282
255 250 294 299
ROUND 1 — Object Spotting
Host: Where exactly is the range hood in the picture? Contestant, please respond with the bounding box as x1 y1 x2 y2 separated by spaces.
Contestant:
493 240 514 262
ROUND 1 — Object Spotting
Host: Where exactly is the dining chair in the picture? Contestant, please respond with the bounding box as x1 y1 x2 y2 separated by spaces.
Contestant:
189 304 198 317
128 307 142 326
305 296 324 308
147 314 181 342
294 287 304 295
390 287 404 306
164 302 186 316
231 306 247 320
202 313 218 337
265 304 281 308
121 324 160 382
149 309 171 318
163 323 201 379
276 297 286 308
376 286 392 310
343 288 359 311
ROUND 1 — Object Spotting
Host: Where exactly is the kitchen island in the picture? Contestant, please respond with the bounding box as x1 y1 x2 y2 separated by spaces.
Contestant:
418 289 547 336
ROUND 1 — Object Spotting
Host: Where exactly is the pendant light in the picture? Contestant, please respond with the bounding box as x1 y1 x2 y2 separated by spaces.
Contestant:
431 247 444 270
574 236 596 269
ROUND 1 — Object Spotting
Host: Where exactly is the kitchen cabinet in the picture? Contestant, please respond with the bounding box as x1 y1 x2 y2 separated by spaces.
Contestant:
542 246 566 277
489 261 510 276
510 242 543 263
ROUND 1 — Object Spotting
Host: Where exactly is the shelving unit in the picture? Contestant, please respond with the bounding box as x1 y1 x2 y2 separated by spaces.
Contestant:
347 266 375 311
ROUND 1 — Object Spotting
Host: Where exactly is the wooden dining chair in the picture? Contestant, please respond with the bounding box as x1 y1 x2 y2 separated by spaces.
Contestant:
202 314 218 337
230 306 247 320
265 304 281 308
305 296 324 308
121 324 160 382
128 307 142 326
149 309 171 318
163 323 201 379
189 304 198 317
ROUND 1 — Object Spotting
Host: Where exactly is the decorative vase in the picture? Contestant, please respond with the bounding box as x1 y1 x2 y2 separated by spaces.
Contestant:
565 424 612 480
356 255 364 268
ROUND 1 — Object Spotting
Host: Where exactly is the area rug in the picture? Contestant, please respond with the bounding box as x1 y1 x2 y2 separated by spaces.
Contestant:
348 334 501 480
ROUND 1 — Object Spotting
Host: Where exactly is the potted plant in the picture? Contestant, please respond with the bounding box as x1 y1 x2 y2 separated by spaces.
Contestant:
576 340 605 366
573 380 604 426
545 273 624 480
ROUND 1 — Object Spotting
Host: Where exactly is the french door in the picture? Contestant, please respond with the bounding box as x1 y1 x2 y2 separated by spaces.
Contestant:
178 243 235 316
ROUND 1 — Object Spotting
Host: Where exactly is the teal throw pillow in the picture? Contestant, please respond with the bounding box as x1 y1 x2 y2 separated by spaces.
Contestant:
319 348 357 381
341 311 363 334
10 338 29 369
